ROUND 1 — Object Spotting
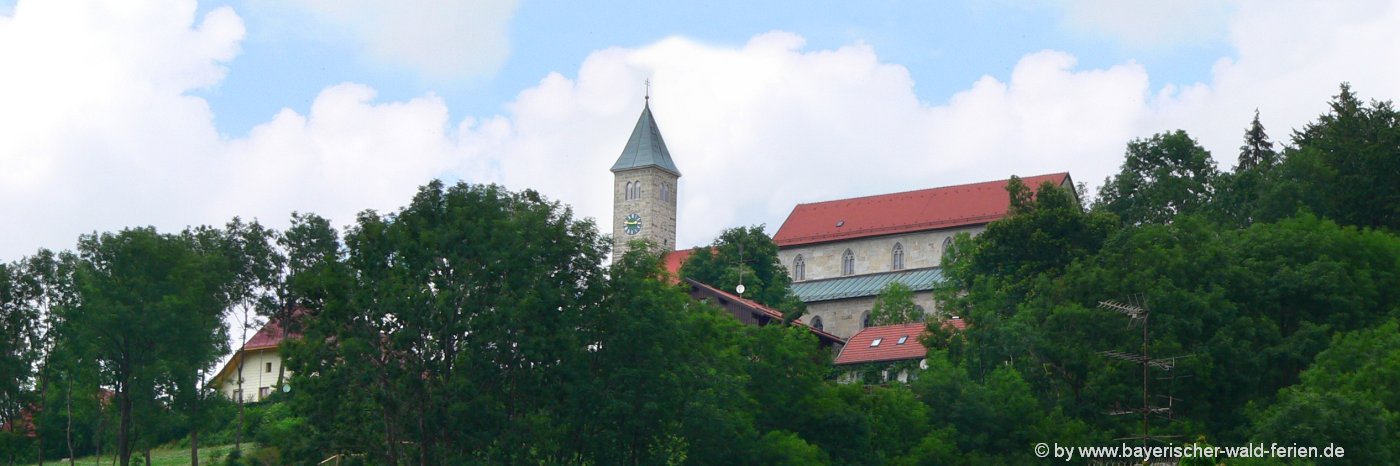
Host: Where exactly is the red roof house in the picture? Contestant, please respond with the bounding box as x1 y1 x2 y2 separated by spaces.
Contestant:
833 318 966 366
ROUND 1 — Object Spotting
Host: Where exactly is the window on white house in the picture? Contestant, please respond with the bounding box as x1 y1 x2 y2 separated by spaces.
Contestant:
892 242 905 270
265 362 272 373
259 387 270 399
842 249 855 276
793 255 805 281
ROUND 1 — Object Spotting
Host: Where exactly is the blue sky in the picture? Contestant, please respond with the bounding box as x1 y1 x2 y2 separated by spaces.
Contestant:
2 0 1398 261
198 0 1233 136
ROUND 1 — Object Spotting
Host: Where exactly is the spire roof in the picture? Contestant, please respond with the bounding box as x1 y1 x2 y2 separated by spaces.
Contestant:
611 102 681 177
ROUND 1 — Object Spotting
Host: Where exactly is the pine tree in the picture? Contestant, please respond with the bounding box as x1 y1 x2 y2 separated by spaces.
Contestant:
1237 109 1278 171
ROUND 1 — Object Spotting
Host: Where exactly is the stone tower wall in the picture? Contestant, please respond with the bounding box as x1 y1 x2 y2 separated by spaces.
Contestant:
613 166 679 257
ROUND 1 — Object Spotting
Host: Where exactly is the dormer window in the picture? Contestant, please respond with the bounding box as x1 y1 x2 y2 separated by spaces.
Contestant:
870 337 883 347
897 335 908 345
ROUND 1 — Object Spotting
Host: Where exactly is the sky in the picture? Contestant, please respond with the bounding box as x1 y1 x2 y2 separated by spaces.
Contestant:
3 0 1400 263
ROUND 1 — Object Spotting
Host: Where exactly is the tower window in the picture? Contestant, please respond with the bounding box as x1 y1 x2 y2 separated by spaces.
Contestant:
842 249 855 276
634 180 642 199
892 242 904 270
793 255 805 281
661 182 670 201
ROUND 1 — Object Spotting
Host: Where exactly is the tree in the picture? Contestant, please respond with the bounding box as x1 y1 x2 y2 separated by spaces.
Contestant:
1210 111 1282 228
0 260 40 466
68 228 230 466
1283 83 1400 230
1095 130 1221 225
870 282 922 326
678 225 805 321
284 181 611 465
1236 109 1278 171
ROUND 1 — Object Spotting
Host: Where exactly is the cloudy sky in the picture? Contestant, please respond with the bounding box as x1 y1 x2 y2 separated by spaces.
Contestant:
2 0 1399 261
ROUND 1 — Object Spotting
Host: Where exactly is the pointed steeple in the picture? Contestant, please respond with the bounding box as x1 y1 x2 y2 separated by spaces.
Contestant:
610 102 681 177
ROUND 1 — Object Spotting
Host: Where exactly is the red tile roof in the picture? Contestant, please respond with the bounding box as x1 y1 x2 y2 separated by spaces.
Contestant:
773 173 1072 247
833 317 966 365
663 248 696 280
242 318 293 351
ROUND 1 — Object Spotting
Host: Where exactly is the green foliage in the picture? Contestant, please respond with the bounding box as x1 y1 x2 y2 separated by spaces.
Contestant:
1096 130 1221 225
870 282 922 326
678 225 806 321
1237 109 1279 171
1250 320 1400 464
68 227 234 465
758 431 829 466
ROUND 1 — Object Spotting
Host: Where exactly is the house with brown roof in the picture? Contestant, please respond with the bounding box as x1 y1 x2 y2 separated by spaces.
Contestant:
773 173 1076 339
684 277 846 351
833 318 967 383
211 319 295 403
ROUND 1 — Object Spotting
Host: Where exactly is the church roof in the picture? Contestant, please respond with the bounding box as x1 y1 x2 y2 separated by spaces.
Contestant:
611 102 681 177
791 267 943 303
773 173 1072 247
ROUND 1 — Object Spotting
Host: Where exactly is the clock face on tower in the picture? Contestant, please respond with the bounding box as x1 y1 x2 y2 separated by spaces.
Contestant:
624 213 642 235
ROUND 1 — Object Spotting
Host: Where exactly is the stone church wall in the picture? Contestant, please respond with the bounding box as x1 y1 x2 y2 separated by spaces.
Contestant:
777 226 984 282
801 290 940 340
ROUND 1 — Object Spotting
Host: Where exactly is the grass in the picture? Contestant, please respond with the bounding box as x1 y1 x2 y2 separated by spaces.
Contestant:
19 443 255 466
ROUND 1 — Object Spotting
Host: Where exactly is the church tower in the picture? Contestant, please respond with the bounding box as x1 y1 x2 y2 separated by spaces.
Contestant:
611 98 680 259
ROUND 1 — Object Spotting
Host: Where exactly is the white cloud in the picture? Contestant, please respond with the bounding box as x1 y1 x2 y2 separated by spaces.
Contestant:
3 0 1400 262
1051 0 1234 48
271 0 519 81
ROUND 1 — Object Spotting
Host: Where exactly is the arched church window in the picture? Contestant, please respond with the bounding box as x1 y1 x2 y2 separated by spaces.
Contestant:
842 249 855 276
861 311 871 328
810 315 823 331
942 236 953 254
892 242 905 270
793 255 805 281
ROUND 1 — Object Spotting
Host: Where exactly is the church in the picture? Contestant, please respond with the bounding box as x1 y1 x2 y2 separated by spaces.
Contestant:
608 97 1076 344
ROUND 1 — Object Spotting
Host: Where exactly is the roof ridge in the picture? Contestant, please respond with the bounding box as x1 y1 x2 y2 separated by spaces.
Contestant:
791 172 1068 207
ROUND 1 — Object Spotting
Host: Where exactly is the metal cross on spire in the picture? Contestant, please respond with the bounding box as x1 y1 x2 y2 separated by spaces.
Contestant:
644 78 651 102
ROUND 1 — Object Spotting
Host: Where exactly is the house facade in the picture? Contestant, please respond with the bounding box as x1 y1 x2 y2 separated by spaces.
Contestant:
211 319 293 403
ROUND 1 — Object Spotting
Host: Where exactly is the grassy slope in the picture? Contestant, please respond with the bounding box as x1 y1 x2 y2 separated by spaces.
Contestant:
19 444 254 466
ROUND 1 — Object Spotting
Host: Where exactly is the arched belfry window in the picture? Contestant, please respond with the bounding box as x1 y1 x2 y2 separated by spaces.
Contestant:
892 242 905 270
793 255 805 281
841 249 855 276
942 236 954 254
633 180 642 199
810 315 823 331
661 182 671 201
